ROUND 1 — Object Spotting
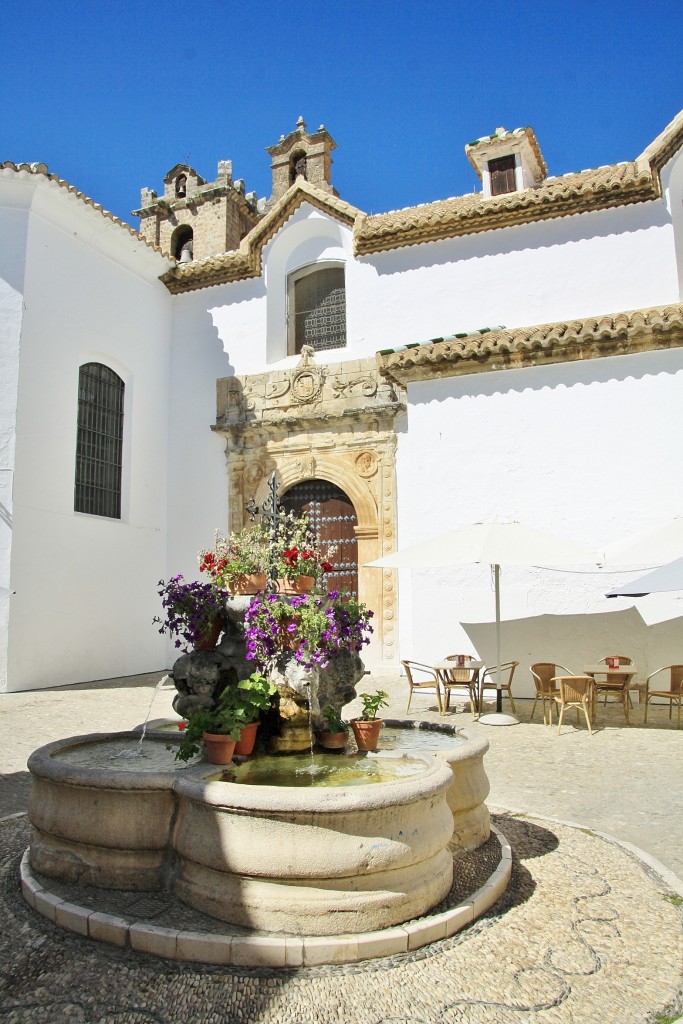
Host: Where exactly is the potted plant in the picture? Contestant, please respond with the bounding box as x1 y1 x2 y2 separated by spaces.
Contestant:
232 672 277 755
270 510 335 593
175 673 277 764
351 690 390 751
319 704 349 750
154 575 224 653
198 524 270 594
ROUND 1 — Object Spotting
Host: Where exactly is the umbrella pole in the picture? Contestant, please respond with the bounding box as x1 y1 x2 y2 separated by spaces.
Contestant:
478 562 518 726
495 563 502 714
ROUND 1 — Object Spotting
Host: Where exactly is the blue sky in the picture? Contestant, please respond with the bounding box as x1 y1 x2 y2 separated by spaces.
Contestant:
4 0 682 226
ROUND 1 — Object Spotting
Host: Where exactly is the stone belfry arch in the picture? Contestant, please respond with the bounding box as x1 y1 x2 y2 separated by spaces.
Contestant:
214 348 405 671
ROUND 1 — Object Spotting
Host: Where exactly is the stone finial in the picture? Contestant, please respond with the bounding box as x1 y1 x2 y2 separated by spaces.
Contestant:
299 344 315 367
297 115 307 132
217 159 233 180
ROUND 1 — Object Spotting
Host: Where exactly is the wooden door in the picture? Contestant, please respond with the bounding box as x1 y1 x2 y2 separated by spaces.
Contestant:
281 480 358 596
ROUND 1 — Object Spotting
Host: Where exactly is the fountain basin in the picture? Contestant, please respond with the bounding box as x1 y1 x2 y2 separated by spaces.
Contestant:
26 732 209 890
26 724 490 936
173 757 454 934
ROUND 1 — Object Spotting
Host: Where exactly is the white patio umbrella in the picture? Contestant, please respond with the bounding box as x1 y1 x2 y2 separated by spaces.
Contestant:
366 517 599 726
606 555 683 597
602 516 683 568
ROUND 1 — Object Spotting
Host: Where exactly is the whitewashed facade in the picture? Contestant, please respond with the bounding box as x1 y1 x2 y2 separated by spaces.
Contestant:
1 110 682 692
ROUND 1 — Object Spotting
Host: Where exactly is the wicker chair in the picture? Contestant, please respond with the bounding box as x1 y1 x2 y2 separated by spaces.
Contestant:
552 675 594 735
401 660 443 715
440 655 480 716
530 662 574 725
478 661 518 715
595 655 633 721
643 665 683 728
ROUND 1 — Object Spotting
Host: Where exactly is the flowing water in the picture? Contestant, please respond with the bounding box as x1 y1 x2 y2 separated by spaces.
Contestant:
54 737 199 772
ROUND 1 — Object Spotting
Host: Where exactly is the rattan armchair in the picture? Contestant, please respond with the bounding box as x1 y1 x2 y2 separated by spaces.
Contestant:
440 655 480 716
643 665 683 728
594 655 634 721
401 660 443 715
552 675 594 735
530 663 574 725
478 661 518 715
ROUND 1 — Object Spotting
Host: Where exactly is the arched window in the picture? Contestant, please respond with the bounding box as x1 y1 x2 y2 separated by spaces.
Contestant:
287 264 346 354
74 363 124 519
171 225 194 262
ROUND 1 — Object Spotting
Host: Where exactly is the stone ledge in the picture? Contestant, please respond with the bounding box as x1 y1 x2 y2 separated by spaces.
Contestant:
19 825 510 968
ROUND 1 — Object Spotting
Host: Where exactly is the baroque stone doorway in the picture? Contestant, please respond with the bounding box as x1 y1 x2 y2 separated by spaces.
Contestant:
281 480 358 597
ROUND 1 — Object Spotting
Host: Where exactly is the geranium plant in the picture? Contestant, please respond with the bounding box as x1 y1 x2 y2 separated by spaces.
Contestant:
154 575 224 652
243 589 374 671
357 690 390 721
198 524 270 590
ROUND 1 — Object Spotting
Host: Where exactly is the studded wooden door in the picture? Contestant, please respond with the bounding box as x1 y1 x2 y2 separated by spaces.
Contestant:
281 480 358 597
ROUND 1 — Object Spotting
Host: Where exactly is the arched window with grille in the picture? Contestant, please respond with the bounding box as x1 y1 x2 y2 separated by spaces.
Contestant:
74 363 125 519
287 264 346 355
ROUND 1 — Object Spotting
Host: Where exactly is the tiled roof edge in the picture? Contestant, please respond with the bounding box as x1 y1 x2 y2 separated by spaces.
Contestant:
377 304 683 383
0 161 166 257
161 180 360 295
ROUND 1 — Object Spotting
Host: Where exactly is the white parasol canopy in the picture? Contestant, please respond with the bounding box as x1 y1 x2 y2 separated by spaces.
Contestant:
601 516 683 568
606 555 683 597
366 516 599 725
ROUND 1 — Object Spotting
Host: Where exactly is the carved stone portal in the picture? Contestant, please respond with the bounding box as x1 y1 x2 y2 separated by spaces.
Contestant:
214 351 406 670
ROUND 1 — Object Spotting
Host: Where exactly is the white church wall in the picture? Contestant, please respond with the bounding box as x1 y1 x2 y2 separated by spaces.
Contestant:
204 198 676 384
356 202 677 350
4 186 172 691
165 289 236 627
660 150 683 301
0 183 31 691
393 347 683 698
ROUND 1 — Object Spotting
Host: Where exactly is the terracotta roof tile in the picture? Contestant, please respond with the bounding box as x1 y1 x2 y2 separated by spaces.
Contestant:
377 304 683 383
0 161 165 256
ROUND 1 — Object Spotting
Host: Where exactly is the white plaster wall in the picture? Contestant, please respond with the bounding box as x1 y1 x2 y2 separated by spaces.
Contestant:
5 183 172 691
165 288 236 625
0 179 31 691
206 198 677 381
391 348 683 697
660 150 683 300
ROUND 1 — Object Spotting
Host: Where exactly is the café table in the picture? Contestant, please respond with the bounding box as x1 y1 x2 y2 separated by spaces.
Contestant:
432 659 485 715
582 663 638 724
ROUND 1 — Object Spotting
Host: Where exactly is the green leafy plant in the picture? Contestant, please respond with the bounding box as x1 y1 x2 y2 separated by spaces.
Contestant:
357 690 390 721
322 704 348 734
175 673 277 762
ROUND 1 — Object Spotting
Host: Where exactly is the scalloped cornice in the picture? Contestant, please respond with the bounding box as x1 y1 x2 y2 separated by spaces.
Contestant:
160 179 361 295
377 305 683 385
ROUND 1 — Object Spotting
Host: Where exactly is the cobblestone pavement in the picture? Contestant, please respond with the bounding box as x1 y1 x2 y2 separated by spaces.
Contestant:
1 671 682 1023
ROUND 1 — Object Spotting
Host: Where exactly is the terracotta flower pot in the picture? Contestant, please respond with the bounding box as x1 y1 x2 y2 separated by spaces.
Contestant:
194 618 223 651
278 615 301 651
351 718 383 752
203 732 237 765
234 721 260 756
226 573 268 596
277 575 316 595
319 730 348 750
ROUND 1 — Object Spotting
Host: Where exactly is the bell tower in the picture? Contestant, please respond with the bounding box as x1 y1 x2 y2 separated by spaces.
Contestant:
266 116 338 207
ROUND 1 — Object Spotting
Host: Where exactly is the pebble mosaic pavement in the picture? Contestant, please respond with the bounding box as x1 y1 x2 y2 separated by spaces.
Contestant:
1 812 681 1024
1 672 682 1023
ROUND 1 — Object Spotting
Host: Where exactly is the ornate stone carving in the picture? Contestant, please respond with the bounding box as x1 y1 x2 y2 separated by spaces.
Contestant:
214 350 405 670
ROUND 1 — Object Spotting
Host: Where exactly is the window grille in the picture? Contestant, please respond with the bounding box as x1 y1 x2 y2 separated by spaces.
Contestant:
74 363 124 519
292 267 346 353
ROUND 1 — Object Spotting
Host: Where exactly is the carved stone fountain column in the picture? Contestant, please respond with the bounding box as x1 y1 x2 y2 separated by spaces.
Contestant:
214 348 406 672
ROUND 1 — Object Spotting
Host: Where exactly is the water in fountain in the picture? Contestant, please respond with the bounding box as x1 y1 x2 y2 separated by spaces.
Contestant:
108 674 170 763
